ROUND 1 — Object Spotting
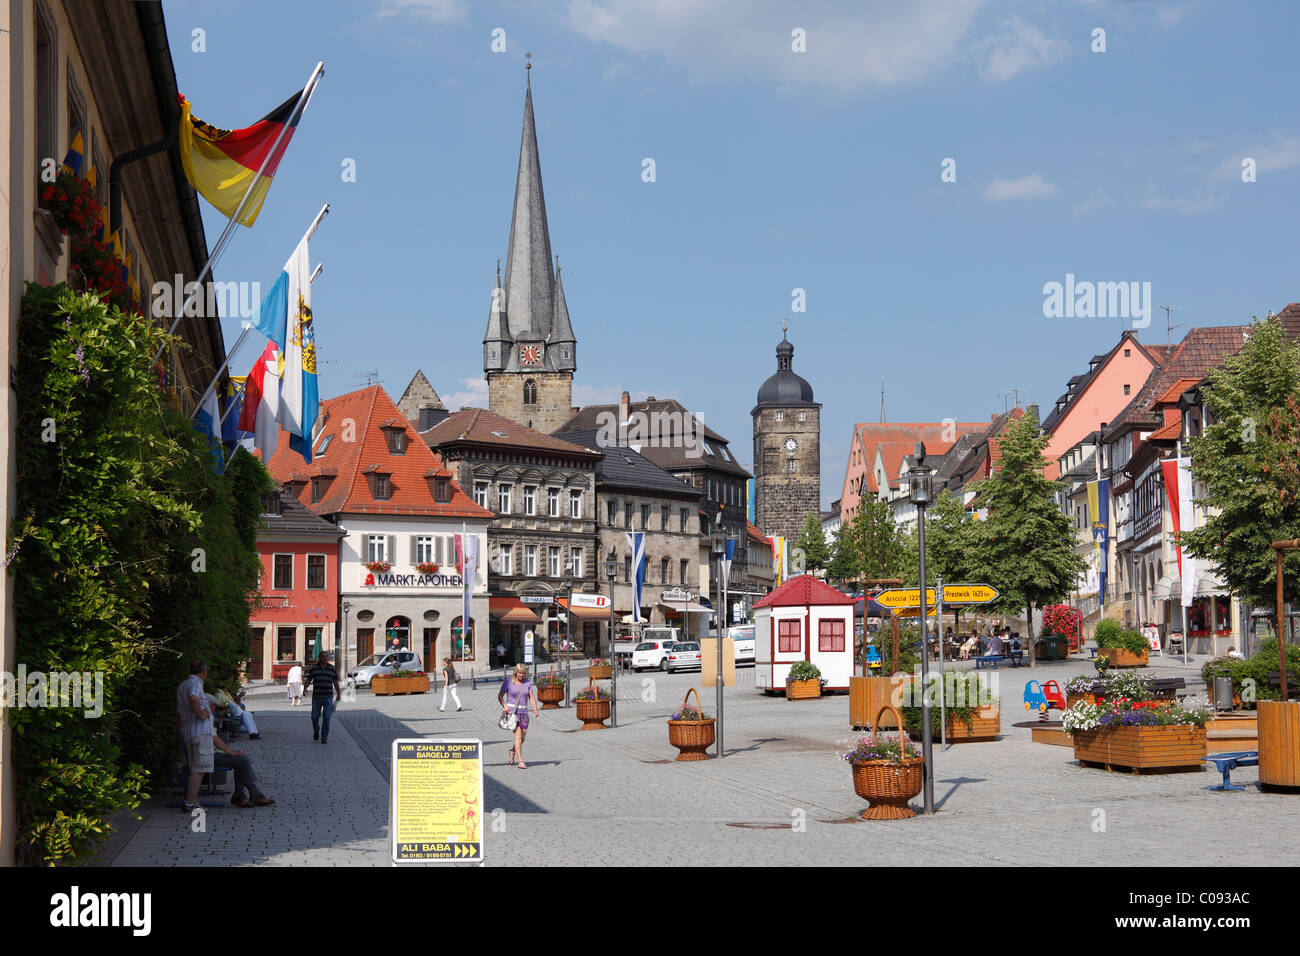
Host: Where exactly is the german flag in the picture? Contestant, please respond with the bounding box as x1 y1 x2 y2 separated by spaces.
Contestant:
178 90 305 226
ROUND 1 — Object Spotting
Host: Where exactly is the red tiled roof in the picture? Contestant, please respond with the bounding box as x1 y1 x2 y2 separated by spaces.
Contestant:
266 385 495 519
1277 303 1300 342
1155 377 1202 406
746 520 768 545
753 574 855 608
422 407 598 458
1106 327 1250 435
851 422 985 494
1149 420 1181 441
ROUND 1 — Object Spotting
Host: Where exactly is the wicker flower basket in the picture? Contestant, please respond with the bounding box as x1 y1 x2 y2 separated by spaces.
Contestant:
667 687 716 761
588 664 613 680
537 670 565 710
574 677 609 730
850 705 924 820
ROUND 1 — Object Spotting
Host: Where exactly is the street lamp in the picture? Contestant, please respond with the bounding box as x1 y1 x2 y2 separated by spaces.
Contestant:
341 600 352 680
605 547 619 728
907 442 935 816
564 560 575 709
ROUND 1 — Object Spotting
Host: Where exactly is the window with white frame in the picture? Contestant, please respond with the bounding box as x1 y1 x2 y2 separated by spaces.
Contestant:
474 481 489 508
499 545 513 576
273 554 293 590
306 554 326 590
569 490 581 518
548 487 560 516
569 547 583 578
523 485 536 515
416 535 435 563
524 545 537 576
367 535 387 564
548 546 561 577
498 484 512 514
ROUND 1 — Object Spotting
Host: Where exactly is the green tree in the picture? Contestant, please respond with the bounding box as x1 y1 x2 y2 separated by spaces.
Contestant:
1181 314 1300 610
968 409 1086 668
793 512 830 573
826 532 856 585
838 498 908 585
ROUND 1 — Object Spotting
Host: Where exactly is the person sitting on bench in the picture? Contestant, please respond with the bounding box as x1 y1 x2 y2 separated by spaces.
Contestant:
987 631 1004 657
213 734 275 807
207 688 261 739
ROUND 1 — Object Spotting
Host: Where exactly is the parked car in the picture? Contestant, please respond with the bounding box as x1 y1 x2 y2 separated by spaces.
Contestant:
631 639 677 672
666 642 702 672
348 650 422 687
729 625 756 665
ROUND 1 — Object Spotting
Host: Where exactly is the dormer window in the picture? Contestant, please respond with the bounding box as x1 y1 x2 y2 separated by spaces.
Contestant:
260 493 281 516
364 465 394 501
434 477 451 503
382 426 408 454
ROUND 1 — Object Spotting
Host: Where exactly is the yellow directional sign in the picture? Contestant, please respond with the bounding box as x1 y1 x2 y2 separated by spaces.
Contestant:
940 584 999 605
874 588 935 609
893 606 938 618
391 738 484 863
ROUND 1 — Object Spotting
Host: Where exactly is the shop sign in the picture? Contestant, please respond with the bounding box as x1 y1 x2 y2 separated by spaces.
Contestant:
364 571 464 587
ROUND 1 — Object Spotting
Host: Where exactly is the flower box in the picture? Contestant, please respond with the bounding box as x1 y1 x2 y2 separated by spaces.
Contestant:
946 705 1001 742
1071 725 1206 773
371 673 429 696
1258 700 1300 788
1099 647 1148 668
786 678 821 701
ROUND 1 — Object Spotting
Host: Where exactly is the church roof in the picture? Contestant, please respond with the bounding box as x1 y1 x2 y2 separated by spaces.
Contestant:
752 334 818 413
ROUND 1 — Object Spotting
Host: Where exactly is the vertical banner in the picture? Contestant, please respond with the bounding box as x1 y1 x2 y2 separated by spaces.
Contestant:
1088 477 1110 606
461 531 478 660
626 532 646 623
1161 458 1196 611
769 536 786 587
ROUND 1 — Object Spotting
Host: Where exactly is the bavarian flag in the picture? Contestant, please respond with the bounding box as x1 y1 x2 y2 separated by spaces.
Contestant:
177 89 307 226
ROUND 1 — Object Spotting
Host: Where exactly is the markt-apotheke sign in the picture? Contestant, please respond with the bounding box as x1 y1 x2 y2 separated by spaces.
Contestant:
364 571 466 588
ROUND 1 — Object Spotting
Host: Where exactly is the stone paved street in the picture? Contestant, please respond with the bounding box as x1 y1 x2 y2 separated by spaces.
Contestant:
100 658 1296 866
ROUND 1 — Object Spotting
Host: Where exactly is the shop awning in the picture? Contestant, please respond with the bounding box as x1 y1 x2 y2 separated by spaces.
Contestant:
489 597 540 623
1195 573 1230 598
555 598 610 622
658 600 712 615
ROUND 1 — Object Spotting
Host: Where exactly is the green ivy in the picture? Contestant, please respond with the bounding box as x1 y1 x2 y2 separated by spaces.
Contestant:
9 284 269 864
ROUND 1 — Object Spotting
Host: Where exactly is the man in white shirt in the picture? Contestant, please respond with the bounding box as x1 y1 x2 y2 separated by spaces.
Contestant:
176 660 214 811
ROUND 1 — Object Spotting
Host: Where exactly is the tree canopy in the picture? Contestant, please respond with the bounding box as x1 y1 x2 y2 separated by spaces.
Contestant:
794 511 830 573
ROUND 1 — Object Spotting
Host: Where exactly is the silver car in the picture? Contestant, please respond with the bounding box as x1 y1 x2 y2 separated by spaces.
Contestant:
347 650 422 687
666 642 702 672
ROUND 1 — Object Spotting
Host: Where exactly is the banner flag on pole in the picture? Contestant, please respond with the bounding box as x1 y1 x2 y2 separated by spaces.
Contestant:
1088 477 1110 606
721 538 736 586
1161 458 1197 609
262 233 314 460
237 343 281 461
193 386 222 467
59 132 84 177
177 87 314 226
626 532 646 623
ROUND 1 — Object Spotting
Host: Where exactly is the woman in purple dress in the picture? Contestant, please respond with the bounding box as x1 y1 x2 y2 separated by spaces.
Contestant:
498 663 540 769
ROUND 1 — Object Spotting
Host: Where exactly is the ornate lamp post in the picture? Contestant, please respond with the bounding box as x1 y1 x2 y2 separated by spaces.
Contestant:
908 442 935 816
605 548 619 728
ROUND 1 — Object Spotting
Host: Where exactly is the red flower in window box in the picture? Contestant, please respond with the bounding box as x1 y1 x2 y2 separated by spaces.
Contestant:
364 560 392 574
415 562 439 576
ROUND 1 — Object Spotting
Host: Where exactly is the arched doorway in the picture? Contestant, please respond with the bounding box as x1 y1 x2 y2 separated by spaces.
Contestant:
386 615 411 653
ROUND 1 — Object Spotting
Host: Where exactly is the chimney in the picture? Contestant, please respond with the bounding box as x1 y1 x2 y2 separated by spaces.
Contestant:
418 407 450 431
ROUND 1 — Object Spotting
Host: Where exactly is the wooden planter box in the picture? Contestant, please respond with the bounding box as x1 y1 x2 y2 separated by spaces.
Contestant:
849 676 909 730
371 674 430 696
1071 725 1205 773
588 664 612 680
946 706 1001 742
1258 700 1300 788
536 683 565 710
1098 647 1149 668
575 698 610 730
786 678 821 701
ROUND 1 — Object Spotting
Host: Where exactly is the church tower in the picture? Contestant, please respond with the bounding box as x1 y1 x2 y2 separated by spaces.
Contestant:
752 328 821 545
483 64 576 434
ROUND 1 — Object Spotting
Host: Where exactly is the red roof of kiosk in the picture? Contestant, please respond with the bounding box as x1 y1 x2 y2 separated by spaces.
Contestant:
753 574 856 609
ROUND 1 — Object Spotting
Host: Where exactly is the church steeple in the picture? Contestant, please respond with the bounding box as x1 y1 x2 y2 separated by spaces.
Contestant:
503 74 555 342
551 257 576 371
483 258 507 372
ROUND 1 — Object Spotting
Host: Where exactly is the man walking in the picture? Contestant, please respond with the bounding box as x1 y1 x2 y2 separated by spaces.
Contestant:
177 660 215 812
307 651 342 743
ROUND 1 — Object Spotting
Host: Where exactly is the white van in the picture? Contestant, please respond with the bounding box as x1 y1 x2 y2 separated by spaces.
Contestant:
729 625 756 665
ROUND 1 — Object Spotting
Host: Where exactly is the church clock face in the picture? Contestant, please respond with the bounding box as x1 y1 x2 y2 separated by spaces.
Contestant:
784 437 798 454
520 344 543 366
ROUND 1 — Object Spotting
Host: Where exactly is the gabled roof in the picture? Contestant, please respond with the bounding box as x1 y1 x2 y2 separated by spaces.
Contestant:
266 385 494 519
1103 326 1250 439
1041 331 1164 434
258 491 346 538
559 398 750 477
753 574 855 608
423 407 598 459
746 520 769 546
851 422 986 495
553 428 702 500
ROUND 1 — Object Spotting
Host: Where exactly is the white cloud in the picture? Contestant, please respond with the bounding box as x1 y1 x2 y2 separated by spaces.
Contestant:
564 0 988 93
1072 189 1113 215
376 0 468 23
1214 136 1300 179
982 173 1057 202
972 14 1068 83
1140 192 1221 215
442 377 488 410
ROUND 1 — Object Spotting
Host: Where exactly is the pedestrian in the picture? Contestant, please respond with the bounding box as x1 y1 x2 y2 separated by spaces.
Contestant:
287 661 304 707
214 734 275 807
439 657 462 712
496 640 506 668
498 663 540 769
176 660 214 812
306 651 341 743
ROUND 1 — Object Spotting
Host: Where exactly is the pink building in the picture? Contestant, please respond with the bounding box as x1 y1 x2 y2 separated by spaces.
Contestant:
250 491 345 680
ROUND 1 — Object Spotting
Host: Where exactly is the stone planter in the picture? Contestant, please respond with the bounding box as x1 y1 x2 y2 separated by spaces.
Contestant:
786 678 821 701
371 674 429 696
849 675 910 730
1071 724 1206 773
575 698 610 730
1258 700 1300 788
1097 647 1149 668
945 706 1001 742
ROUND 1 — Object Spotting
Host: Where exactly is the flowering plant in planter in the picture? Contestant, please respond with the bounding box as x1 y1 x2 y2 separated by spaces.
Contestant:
787 660 822 682
671 704 707 721
1066 670 1157 700
364 560 391 573
1063 696 1210 733
41 170 100 235
1041 603 1081 637
841 732 919 765
589 658 609 667
571 687 610 702
414 562 439 575
535 672 565 688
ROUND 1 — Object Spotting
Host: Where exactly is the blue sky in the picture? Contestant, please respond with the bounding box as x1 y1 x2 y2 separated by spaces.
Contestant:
165 0 1300 508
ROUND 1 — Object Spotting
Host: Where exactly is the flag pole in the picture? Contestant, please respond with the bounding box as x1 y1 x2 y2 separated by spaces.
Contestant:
189 203 329 421
154 61 325 368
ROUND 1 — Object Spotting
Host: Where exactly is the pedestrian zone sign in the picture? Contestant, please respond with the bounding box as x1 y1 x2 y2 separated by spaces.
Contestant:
391 739 483 863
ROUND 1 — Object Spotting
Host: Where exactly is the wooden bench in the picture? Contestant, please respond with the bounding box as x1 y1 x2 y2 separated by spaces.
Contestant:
1205 751 1258 791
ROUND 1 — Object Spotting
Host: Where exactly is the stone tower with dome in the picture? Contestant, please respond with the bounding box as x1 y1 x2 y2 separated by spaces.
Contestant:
751 328 822 544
